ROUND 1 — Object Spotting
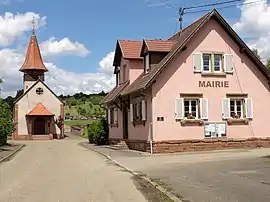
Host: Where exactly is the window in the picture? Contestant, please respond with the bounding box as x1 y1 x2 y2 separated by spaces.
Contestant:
130 100 146 123
175 97 208 120
203 54 211 72
108 107 118 125
184 99 198 119
36 87 43 95
222 97 253 120
230 99 243 119
144 54 150 72
115 72 119 86
202 53 223 72
122 65 126 82
214 54 222 72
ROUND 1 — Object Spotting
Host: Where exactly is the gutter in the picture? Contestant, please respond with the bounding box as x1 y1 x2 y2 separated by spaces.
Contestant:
141 89 153 154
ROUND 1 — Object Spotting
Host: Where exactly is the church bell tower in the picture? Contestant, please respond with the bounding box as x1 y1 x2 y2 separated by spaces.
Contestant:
19 18 48 92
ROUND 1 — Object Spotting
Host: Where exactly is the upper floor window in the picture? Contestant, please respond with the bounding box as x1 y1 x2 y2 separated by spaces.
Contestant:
194 53 234 73
122 65 126 82
144 54 150 73
202 53 222 72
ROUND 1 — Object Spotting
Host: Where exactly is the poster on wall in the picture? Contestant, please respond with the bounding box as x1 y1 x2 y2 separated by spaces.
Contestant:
204 122 226 138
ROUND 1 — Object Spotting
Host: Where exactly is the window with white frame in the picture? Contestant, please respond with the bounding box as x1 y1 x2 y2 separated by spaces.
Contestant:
222 97 253 119
230 99 243 119
130 100 146 123
175 97 208 120
193 53 234 73
108 107 118 125
184 99 198 119
203 54 211 72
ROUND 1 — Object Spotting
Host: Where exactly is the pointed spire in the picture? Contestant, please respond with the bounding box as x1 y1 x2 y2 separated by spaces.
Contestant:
19 19 48 72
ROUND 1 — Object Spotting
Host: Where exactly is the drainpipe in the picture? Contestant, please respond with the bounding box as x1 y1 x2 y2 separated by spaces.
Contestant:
141 90 153 154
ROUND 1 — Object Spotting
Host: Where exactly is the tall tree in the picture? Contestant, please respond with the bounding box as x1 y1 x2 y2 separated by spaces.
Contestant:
266 58 270 71
252 48 261 60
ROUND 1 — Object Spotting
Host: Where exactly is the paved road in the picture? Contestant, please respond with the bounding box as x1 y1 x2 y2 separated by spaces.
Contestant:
87 145 270 202
0 138 149 202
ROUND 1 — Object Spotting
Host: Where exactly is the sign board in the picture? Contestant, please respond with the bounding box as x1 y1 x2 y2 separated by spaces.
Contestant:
204 122 227 138
199 81 229 88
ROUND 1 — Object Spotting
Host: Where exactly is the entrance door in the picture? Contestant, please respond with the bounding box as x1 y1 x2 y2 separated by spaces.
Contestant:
33 117 46 135
122 106 129 139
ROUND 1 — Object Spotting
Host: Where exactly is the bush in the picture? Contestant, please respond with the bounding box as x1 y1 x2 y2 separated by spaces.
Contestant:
0 99 15 146
87 118 108 145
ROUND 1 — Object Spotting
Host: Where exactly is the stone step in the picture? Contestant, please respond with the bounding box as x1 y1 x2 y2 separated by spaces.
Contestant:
107 141 129 150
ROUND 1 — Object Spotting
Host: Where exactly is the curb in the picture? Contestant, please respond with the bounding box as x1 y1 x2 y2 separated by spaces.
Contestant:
80 143 183 202
0 144 25 164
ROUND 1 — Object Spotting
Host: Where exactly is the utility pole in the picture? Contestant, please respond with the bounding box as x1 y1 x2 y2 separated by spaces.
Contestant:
178 7 185 35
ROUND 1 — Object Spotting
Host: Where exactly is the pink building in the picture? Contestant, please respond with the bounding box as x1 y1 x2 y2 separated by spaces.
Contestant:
101 9 270 153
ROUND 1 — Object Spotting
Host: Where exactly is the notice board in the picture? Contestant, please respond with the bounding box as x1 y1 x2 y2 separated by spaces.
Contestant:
204 122 227 138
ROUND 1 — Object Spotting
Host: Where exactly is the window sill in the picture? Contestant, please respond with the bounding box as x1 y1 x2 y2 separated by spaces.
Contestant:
201 72 226 77
110 123 118 128
227 118 249 125
132 119 146 126
180 119 204 126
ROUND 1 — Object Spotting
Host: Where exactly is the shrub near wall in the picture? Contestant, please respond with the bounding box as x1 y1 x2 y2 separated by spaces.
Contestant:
0 99 15 146
87 118 108 145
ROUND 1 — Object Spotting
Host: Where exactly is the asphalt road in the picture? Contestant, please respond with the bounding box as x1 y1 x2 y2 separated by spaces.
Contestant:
0 138 150 202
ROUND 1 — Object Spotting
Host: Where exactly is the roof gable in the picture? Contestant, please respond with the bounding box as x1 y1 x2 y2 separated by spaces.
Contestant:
122 9 270 95
14 79 64 104
113 40 143 72
27 103 54 116
140 40 174 57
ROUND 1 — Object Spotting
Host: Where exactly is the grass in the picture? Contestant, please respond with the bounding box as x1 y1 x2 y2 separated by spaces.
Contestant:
64 101 104 117
64 120 91 127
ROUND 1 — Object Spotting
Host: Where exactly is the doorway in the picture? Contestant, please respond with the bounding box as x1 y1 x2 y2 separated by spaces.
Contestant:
33 117 46 135
122 106 129 139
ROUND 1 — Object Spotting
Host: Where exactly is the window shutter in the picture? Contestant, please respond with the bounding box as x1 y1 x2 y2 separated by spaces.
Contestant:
107 109 111 124
222 98 230 119
193 53 202 72
130 104 133 122
200 98 208 120
113 108 118 123
141 100 146 121
175 98 184 119
245 98 253 119
224 54 234 73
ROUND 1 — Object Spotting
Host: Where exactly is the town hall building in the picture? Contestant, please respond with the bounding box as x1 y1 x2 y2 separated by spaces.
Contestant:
13 24 64 140
102 9 270 153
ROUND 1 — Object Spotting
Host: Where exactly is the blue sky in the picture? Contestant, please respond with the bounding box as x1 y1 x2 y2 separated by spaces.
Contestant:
0 0 269 97
0 0 242 73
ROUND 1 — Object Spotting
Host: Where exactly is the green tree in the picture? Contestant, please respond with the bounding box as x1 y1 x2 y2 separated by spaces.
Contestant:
0 97 15 146
252 48 261 60
266 58 270 71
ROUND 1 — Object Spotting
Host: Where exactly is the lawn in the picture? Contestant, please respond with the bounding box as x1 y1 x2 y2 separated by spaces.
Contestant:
64 120 91 127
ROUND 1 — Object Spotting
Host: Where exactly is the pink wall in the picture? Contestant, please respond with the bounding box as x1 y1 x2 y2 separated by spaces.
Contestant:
152 19 270 141
108 101 123 139
128 95 151 141
129 60 144 84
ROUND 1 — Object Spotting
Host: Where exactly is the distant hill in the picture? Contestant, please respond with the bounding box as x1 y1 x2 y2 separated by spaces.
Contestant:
3 90 108 118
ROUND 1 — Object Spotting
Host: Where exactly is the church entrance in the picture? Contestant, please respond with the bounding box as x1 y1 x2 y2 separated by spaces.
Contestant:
33 117 46 135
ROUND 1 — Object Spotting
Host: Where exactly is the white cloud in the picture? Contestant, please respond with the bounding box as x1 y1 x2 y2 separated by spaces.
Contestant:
40 37 90 57
0 48 115 98
233 0 270 61
0 12 47 46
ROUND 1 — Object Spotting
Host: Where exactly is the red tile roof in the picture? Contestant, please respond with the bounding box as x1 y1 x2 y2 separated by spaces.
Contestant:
20 31 48 72
144 40 174 52
122 9 270 95
27 103 54 116
118 40 143 59
100 81 129 104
